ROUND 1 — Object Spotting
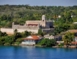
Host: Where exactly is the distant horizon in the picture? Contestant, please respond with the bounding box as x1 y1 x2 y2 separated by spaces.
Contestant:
0 4 77 7
0 0 77 6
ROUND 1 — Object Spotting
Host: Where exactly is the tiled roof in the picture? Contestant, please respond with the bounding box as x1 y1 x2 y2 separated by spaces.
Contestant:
23 35 40 40
28 24 38 26
71 42 77 45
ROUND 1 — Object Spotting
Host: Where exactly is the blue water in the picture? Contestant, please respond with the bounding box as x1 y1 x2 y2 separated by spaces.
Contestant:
0 46 77 59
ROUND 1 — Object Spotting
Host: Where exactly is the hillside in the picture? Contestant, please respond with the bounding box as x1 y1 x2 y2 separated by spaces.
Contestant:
0 5 77 28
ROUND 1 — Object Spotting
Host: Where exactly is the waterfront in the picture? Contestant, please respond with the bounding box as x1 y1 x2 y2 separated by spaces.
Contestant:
0 46 77 59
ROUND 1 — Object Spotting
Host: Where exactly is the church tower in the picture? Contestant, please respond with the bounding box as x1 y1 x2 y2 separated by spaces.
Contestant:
41 15 46 27
42 15 46 21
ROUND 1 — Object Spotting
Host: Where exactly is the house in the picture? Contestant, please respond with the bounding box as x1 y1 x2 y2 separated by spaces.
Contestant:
73 22 77 24
71 37 77 45
74 37 77 42
54 35 63 44
44 34 54 39
58 15 61 18
71 42 77 45
21 35 41 45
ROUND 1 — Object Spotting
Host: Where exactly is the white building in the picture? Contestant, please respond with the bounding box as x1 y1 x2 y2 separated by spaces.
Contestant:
21 35 41 45
74 37 77 42
44 34 54 39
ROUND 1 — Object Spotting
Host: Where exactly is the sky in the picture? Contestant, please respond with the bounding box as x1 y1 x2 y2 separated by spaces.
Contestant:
0 0 77 6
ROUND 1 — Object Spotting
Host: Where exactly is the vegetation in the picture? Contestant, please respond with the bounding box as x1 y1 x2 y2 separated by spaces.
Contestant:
71 24 77 29
0 30 31 46
38 29 44 36
58 43 64 47
54 24 70 35
38 38 56 47
63 32 74 46
0 5 77 28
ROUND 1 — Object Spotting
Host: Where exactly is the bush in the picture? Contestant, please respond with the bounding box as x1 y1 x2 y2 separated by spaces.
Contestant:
58 43 64 47
4 43 11 46
16 38 22 43
38 38 56 47
14 42 20 45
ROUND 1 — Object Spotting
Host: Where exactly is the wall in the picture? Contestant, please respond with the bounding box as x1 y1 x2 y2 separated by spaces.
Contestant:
0 28 39 34
1 28 14 34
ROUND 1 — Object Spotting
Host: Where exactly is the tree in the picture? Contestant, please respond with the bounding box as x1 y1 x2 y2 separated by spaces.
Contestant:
0 31 7 36
14 29 18 34
13 29 22 42
64 11 73 23
0 31 2 36
4 36 14 45
54 24 70 34
72 24 77 29
63 32 74 46
22 31 31 37
38 38 56 47
38 29 44 36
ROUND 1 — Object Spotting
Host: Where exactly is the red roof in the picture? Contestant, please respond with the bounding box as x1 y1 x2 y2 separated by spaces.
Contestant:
71 42 77 45
23 35 40 40
28 24 38 26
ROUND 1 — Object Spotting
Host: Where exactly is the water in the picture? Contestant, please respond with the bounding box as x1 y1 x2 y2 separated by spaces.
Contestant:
0 46 77 59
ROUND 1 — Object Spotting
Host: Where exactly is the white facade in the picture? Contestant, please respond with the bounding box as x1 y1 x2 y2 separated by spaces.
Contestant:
44 34 54 39
21 40 35 45
42 15 46 21
58 15 61 18
21 35 40 45
0 28 38 34
73 22 77 24
75 37 77 42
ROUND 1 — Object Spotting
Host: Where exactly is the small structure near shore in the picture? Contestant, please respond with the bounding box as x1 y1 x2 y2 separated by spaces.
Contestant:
21 35 41 46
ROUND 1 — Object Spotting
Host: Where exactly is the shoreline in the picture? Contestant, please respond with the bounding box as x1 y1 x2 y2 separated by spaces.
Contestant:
20 44 77 48
1 44 77 49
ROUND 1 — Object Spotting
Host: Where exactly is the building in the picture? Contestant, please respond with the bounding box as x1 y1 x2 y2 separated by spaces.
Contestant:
44 34 54 39
0 15 53 34
74 37 77 42
21 35 41 45
58 15 61 18
73 22 77 24
12 15 54 33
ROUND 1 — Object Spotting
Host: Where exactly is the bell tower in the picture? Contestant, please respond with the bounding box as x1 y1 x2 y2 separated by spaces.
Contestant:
41 15 46 27
42 15 46 21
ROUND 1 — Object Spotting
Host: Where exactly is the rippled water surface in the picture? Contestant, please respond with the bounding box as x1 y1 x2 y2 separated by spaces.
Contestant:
0 46 77 59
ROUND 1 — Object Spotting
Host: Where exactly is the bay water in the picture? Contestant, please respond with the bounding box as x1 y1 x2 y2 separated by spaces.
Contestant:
0 46 77 59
